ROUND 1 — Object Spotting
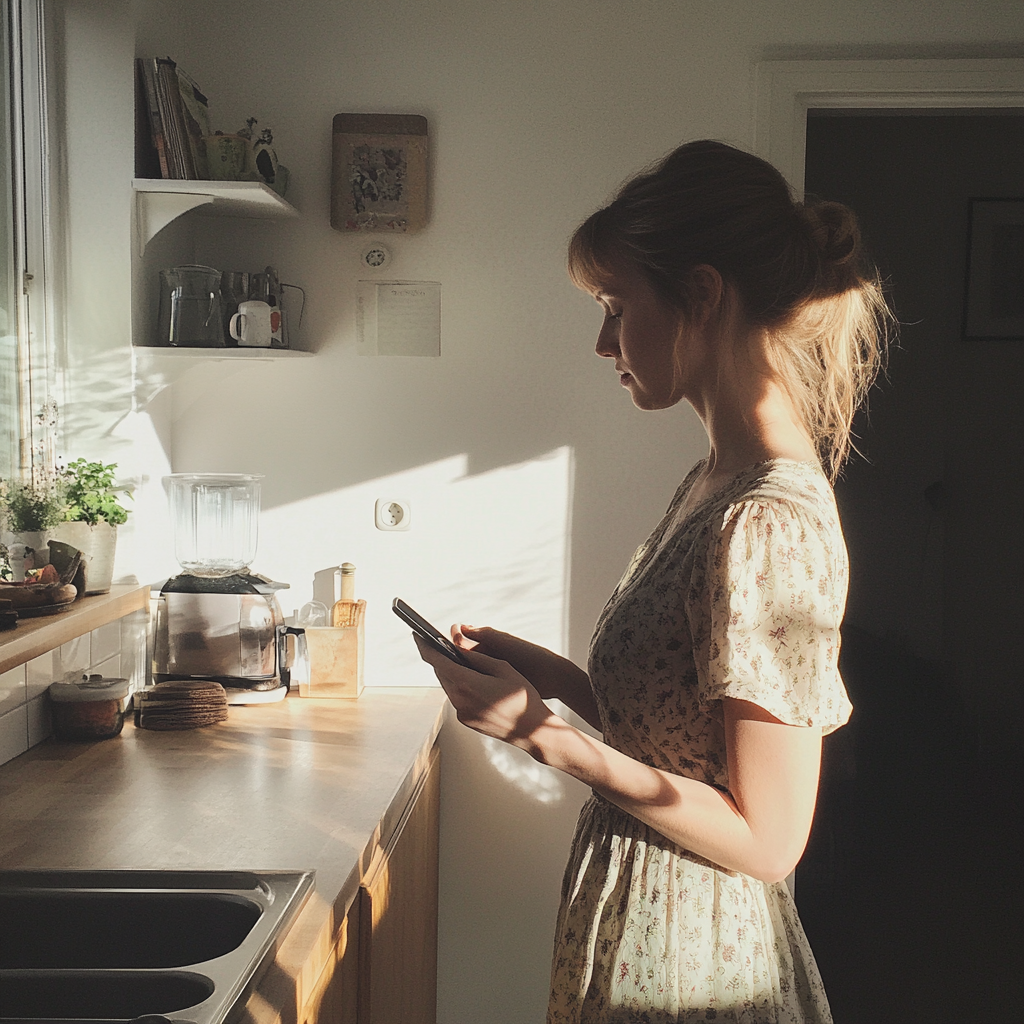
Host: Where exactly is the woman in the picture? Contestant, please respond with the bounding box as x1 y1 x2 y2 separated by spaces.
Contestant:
413 140 890 1023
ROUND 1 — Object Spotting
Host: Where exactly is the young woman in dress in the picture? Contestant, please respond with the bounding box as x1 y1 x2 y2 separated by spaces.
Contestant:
413 140 890 1023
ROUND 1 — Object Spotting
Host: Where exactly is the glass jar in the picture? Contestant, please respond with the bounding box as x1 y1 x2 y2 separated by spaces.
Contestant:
49 676 130 741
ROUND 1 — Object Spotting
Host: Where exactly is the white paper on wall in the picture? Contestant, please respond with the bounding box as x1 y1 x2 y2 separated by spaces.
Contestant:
356 280 441 356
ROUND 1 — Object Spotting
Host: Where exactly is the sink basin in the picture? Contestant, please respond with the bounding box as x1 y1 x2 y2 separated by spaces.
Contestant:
2 891 261 969
2 970 215 1019
0 869 314 1024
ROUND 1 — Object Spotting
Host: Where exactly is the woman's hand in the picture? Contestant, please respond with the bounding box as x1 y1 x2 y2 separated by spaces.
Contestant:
452 625 602 730
451 625 561 688
413 633 558 749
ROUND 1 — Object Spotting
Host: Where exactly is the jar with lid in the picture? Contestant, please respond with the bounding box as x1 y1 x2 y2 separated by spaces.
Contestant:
49 675 131 741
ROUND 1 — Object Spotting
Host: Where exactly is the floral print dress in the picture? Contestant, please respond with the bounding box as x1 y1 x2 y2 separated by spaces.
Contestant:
547 459 852 1024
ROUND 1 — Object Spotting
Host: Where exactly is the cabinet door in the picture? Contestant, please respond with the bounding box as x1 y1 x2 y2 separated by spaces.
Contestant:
300 902 360 1024
358 746 440 1024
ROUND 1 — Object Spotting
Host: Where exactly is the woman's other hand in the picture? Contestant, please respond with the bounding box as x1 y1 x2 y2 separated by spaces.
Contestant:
451 624 602 730
413 633 556 749
452 625 545 669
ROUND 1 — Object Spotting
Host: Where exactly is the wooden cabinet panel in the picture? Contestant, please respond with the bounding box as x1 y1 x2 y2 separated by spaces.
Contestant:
301 902 359 1024
358 746 440 1024
296 746 439 1024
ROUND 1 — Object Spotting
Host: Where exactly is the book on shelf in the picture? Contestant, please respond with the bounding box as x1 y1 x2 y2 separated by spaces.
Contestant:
135 56 211 180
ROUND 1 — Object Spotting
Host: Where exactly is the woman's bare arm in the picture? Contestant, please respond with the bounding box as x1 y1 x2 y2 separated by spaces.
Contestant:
526 696 821 882
418 637 821 883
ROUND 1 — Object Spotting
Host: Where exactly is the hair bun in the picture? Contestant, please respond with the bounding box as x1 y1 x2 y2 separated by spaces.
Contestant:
800 201 860 265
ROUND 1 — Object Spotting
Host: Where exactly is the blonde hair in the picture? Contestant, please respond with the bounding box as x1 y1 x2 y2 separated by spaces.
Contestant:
568 141 892 480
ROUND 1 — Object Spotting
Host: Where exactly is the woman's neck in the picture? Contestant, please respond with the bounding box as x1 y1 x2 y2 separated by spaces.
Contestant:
688 322 817 482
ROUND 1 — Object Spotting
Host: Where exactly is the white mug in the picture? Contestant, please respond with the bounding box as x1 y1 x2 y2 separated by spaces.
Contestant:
230 300 272 347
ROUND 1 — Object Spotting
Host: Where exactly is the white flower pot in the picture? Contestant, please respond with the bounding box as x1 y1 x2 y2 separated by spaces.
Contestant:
50 521 117 595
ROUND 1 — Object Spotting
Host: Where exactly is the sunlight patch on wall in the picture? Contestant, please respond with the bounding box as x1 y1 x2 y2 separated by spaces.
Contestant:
479 735 566 804
109 408 174 586
257 446 575 690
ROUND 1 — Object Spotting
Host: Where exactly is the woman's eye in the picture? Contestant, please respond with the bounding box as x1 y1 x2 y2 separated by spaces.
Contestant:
606 310 622 321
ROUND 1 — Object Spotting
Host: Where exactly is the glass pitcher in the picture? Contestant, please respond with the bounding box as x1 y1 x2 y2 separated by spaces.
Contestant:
158 265 225 347
165 473 262 576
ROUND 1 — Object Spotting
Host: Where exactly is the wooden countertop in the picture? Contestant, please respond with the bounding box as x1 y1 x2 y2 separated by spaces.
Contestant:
0 584 150 675
0 686 449 1021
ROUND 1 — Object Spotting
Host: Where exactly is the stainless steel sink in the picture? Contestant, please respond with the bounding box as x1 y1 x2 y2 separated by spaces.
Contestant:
1 970 215 1020
0 869 314 1024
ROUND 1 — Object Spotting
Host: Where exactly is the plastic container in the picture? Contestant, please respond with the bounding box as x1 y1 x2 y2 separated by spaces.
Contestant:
164 473 262 577
295 602 366 699
49 675 131 741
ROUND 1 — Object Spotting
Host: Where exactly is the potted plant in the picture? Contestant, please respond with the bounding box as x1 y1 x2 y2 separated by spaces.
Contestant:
0 477 68 576
50 459 131 595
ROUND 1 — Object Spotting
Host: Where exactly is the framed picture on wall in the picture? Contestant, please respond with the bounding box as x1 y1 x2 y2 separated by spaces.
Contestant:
963 198 1024 340
330 114 428 233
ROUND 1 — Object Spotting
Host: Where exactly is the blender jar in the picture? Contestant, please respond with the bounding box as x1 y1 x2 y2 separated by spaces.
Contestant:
165 474 262 577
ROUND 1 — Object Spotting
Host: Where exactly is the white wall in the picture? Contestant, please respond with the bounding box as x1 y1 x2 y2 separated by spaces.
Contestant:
57 1 1024 1020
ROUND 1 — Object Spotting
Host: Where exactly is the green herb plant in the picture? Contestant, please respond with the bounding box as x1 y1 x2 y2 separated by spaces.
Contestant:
59 459 131 527
1 480 67 532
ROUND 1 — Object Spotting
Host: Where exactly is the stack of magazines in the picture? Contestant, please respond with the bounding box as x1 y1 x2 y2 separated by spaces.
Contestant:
136 57 211 180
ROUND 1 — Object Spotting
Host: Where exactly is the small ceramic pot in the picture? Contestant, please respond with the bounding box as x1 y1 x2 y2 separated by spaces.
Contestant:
203 134 261 182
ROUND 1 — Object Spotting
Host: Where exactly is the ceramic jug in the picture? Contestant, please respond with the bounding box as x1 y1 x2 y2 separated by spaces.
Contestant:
158 265 225 347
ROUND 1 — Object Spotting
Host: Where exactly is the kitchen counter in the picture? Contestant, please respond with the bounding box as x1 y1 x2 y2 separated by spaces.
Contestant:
0 686 449 1022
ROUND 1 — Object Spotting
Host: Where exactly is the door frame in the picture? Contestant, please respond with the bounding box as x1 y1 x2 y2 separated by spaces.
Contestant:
754 58 1024 194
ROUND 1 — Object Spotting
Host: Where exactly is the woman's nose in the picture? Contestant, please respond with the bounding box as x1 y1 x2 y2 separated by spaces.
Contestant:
595 320 619 358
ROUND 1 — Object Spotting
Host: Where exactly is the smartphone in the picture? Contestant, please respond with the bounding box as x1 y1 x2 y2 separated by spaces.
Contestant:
392 598 472 667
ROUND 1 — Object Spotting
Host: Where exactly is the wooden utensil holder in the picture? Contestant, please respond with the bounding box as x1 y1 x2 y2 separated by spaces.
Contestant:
299 600 366 698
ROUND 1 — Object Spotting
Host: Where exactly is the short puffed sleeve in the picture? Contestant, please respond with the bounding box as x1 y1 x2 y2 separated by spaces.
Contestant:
687 491 853 734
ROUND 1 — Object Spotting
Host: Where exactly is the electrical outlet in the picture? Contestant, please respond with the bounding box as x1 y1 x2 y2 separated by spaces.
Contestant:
375 498 411 531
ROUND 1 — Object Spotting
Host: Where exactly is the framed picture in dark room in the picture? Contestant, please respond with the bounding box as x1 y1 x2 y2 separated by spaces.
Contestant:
963 198 1024 339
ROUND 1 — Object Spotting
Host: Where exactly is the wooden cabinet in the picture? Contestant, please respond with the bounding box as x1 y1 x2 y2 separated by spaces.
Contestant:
358 745 440 1024
300 745 440 1024
298 906 361 1024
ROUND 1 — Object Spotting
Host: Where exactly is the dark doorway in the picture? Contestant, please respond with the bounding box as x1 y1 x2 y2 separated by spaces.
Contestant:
797 111 1024 1024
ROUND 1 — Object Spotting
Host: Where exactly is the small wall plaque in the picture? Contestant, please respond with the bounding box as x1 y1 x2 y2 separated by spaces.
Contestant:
331 114 428 233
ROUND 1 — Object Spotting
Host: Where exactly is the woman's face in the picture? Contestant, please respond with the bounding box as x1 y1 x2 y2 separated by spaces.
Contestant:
592 263 697 411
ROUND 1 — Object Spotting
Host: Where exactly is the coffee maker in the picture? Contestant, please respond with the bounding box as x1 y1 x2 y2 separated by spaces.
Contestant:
152 474 290 703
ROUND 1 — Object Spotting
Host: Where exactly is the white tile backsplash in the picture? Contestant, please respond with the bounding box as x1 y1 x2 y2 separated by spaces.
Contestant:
25 653 55 701
91 621 121 665
26 694 51 746
93 655 121 680
0 664 27 716
0 604 149 767
57 633 91 680
120 608 148 694
0 705 28 763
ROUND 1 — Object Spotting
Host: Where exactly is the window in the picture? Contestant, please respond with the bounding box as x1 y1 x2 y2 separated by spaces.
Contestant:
1 0 58 487
1 1 19 479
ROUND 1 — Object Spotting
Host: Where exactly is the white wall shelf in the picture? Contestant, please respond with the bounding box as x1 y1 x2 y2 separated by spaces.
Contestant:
132 178 299 255
132 345 312 408
133 346 312 361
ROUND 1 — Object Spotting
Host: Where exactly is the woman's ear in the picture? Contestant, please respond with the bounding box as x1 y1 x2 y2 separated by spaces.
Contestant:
689 265 725 329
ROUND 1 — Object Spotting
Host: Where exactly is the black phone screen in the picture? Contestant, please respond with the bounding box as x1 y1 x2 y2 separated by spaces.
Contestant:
392 598 471 666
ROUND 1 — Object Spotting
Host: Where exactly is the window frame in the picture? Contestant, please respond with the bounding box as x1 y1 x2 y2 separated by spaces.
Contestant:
4 0 59 487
